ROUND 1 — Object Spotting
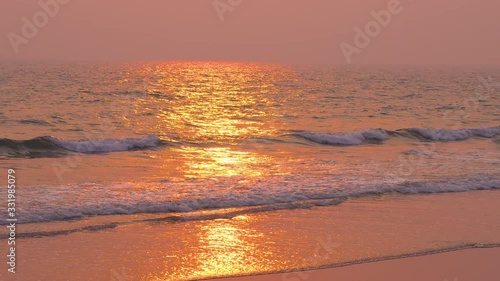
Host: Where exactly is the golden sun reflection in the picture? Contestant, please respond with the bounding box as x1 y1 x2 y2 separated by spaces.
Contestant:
188 217 273 280
146 215 277 281
176 146 265 178
133 62 294 139
126 62 297 179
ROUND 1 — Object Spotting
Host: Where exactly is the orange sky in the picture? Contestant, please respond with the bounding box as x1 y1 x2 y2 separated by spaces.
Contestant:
1 0 499 65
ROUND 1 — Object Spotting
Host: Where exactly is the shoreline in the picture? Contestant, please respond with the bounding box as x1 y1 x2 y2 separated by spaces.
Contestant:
4 190 500 281
10 189 499 239
205 247 500 281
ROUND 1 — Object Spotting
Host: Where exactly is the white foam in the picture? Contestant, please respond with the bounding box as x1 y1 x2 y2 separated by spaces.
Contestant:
12 176 499 224
48 135 160 153
408 127 500 141
403 150 437 157
298 129 389 145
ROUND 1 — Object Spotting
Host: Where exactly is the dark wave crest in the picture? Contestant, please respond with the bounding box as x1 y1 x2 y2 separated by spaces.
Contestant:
0 135 162 159
292 126 500 146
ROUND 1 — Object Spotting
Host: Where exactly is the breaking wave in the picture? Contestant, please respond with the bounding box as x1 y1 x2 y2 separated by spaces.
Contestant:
293 126 500 145
0 135 162 158
293 129 389 145
5 176 499 225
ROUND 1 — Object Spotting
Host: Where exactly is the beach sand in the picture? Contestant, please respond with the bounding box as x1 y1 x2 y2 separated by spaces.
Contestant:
3 190 500 281
208 247 500 281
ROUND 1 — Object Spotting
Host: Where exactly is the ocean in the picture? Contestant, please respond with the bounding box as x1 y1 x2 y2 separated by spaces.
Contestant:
1 61 499 279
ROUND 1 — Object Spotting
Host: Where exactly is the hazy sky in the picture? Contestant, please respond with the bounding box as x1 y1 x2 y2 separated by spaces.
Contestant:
1 0 499 65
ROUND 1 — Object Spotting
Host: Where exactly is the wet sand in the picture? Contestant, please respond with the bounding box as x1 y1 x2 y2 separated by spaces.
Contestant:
2 190 500 281
208 247 500 281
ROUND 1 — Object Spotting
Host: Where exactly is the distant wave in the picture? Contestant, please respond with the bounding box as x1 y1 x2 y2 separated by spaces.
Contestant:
295 129 389 145
18 119 53 126
48 135 160 153
0 136 67 158
2 126 498 158
293 126 500 145
0 135 162 158
398 127 500 141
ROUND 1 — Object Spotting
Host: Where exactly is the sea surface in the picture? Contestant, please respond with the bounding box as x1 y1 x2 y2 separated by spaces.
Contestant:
0 62 499 274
